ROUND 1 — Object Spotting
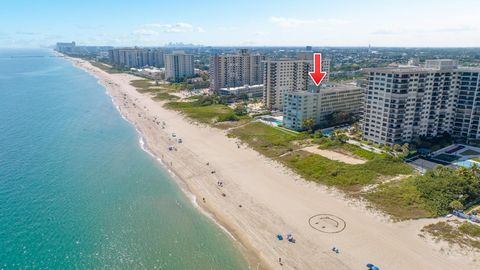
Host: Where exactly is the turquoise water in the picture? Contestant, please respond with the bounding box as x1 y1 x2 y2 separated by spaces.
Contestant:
0 49 247 269
454 160 479 168
322 130 333 136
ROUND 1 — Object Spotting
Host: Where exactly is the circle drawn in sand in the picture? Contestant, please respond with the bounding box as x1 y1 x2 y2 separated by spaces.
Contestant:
308 214 346 233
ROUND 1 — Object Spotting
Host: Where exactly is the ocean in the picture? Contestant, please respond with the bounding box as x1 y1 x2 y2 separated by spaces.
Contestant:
0 49 247 269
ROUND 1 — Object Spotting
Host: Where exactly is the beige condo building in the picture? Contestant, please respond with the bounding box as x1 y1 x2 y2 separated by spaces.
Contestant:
209 49 266 91
283 84 363 130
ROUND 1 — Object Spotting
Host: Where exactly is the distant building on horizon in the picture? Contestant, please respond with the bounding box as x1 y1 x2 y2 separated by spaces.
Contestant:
56 42 76 54
209 49 266 92
55 41 113 58
164 51 194 82
363 59 480 145
108 47 164 69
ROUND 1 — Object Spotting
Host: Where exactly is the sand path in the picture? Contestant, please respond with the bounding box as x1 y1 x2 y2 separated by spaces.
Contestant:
302 146 366 164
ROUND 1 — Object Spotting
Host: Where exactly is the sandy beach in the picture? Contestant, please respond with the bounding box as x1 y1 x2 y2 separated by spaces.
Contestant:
65 56 480 270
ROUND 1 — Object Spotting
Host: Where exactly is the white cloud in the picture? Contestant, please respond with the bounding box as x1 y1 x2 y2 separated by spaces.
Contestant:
144 22 205 33
133 29 158 36
371 25 477 36
269 16 349 28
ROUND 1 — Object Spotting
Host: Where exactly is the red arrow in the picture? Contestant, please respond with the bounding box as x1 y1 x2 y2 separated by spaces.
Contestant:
308 53 327 86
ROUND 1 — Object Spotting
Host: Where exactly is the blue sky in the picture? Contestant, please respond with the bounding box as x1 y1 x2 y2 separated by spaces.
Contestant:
1 0 480 47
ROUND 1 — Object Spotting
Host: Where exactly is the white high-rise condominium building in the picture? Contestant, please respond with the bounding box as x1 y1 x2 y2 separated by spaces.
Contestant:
298 51 331 83
283 84 363 130
263 55 331 111
56 41 76 54
363 59 480 145
209 49 266 91
263 59 311 111
108 47 164 68
164 51 194 82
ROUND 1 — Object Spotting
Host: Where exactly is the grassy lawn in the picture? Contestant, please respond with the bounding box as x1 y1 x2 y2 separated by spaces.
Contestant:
433 153 460 162
156 81 210 91
154 92 179 101
229 121 305 158
281 151 412 192
365 165 480 219
229 122 412 192
90 61 124 74
364 178 433 219
130 79 182 101
228 122 480 221
315 137 384 160
421 221 480 250
461 149 480 156
130 79 155 91
214 118 253 130
164 102 238 124
459 222 480 237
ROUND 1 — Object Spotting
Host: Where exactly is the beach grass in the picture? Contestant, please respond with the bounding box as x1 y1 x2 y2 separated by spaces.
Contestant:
131 79 154 91
131 79 183 101
229 121 306 158
229 122 412 192
89 61 124 74
281 151 412 192
154 92 179 101
459 222 480 237
421 221 480 250
315 137 384 160
364 178 434 220
164 102 237 124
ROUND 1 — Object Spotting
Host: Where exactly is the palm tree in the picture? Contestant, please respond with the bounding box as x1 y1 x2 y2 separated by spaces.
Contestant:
302 118 315 133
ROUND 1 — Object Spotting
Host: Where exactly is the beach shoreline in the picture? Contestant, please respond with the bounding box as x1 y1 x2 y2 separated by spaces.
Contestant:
63 54 480 270
62 54 266 269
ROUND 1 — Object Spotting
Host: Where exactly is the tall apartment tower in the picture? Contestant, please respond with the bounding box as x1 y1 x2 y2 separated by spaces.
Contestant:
263 59 311 111
297 51 331 83
164 51 194 82
363 60 480 145
108 48 164 68
209 49 266 91
263 54 331 111
56 41 76 54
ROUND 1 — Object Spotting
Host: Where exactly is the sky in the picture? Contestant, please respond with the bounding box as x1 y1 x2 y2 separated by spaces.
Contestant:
1 0 480 48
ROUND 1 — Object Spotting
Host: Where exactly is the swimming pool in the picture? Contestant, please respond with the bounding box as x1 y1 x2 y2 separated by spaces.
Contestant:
272 120 283 125
454 159 480 168
322 129 334 136
260 117 283 126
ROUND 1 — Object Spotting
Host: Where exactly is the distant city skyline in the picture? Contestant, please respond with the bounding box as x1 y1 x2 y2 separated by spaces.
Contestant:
2 0 480 48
